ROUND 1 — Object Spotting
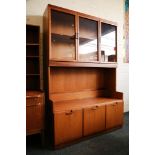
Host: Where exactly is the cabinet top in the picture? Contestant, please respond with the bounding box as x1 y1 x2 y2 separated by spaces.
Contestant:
46 4 117 26
26 91 44 98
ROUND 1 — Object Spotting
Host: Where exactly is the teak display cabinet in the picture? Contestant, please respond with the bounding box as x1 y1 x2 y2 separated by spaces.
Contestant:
43 4 124 148
26 25 44 140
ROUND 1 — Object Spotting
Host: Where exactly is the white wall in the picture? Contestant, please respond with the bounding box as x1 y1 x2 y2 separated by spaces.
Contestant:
26 0 129 112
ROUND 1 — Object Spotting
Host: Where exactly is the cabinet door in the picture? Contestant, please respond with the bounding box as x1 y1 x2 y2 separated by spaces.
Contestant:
84 105 106 136
101 23 117 62
51 10 76 60
106 102 124 129
26 97 44 134
79 16 99 62
54 109 82 146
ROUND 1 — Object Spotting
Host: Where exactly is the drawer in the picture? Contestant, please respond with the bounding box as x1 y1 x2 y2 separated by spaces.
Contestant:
26 97 42 106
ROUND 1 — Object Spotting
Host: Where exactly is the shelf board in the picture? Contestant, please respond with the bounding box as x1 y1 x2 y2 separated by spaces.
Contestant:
26 43 40 46
51 33 75 38
26 74 40 76
26 56 39 58
49 61 117 68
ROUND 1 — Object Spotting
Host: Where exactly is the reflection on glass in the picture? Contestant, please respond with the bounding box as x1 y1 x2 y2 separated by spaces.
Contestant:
79 17 98 61
51 10 75 60
101 23 116 62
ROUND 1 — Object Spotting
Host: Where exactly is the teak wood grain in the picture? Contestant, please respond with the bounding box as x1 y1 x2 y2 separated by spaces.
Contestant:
52 97 123 113
83 105 106 136
106 101 124 129
26 91 44 135
54 109 82 145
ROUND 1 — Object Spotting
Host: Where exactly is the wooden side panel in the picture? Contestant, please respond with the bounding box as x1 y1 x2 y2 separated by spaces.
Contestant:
115 102 124 125
84 105 106 136
54 109 82 145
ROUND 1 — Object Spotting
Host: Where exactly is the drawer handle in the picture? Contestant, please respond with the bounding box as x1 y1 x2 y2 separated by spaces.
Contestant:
65 110 73 115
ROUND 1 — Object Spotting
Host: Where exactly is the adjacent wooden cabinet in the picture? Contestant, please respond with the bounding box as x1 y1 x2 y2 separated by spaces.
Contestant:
26 25 44 140
43 4 124 148
26 91 44 135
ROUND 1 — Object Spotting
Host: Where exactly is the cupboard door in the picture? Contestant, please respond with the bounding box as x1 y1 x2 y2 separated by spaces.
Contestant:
84 105 106 136
106 102 124 129
54 109 82 145
26 97 44 134
101 23 117 62
79 17 98 62
51 10 76 60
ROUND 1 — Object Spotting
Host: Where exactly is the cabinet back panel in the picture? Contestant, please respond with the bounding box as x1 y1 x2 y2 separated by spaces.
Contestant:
50 67 105 94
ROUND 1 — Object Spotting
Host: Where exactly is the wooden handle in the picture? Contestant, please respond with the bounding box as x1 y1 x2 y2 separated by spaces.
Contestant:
92 106 98 110
65 110 73 115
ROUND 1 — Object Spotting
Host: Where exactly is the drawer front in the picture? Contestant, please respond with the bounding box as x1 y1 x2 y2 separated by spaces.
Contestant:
84 105 106 136
54 109 82 146
26 96 44 134
26 97 42 106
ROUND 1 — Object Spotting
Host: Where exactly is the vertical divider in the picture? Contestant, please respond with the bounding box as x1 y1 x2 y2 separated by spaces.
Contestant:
48 7 52 60
75 13 79 61
98 20 101 62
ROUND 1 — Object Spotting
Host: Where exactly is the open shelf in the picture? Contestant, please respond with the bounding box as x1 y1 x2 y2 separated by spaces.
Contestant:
26 25 40 90
26 76 40 90
26 25 39 44
26 45 39 57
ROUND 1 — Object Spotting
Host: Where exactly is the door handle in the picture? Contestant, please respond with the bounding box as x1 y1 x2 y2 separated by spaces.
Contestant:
92 106 98 110
65 110 73 115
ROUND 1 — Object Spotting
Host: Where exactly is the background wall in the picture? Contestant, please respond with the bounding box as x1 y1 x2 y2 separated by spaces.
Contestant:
26 0 129 112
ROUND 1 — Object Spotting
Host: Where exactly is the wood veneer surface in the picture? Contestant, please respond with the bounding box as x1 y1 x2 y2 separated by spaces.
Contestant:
52 97 123 113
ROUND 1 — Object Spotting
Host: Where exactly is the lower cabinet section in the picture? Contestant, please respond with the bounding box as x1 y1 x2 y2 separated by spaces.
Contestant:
54 109 83 145
84 105 106 136
106 102 124 129
53 101 124 146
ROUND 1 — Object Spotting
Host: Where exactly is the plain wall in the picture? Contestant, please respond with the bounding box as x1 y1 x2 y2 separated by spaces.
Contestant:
26 0 129 112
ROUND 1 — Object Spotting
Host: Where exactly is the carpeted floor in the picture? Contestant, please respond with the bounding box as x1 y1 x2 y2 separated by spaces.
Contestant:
27 112 129 155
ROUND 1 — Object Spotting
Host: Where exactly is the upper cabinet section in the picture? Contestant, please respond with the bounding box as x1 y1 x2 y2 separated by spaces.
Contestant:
101 23 117 62
44 5 118 67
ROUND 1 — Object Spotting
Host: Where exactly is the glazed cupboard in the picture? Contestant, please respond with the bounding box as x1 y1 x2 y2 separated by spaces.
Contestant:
43 4 124 148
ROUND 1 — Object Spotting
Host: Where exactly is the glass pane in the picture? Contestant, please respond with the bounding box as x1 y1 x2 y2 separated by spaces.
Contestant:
79 17 98 61
51 10 75 60
101 23 116 62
